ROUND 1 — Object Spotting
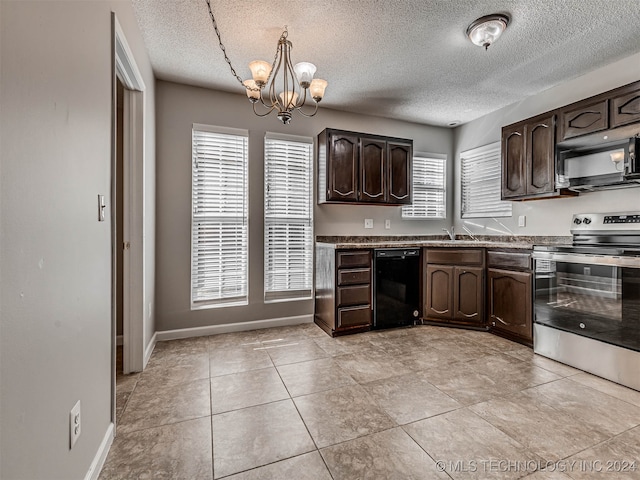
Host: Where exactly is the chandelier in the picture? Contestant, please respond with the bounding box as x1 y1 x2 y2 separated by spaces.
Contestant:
205 1 328 124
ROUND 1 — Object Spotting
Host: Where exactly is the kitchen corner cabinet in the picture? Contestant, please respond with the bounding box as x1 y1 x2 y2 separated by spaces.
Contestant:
314 245 372 336
318 128 412 205
502 114 556 199
423 249 484 326
486 250 533 346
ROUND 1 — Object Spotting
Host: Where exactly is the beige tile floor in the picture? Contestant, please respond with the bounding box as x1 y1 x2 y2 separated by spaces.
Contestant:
101 324 640 479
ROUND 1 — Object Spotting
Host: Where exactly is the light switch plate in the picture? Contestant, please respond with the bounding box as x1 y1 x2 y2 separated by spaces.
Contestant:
98 195 106 222
364 218 374 229
518 215 526 227
385 219 391 229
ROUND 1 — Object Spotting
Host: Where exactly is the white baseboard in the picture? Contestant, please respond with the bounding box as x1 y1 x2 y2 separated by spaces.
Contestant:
143 331 157 369
156 314 314 342
85 422 114 480
116 335 123 346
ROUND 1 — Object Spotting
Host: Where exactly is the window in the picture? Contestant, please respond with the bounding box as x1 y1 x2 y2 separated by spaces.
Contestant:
264 134 314 301
461 142 512 218
402 154 446 219
191 125 248 308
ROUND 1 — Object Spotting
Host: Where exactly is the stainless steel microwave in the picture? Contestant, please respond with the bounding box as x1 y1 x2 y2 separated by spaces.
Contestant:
556 136 640 192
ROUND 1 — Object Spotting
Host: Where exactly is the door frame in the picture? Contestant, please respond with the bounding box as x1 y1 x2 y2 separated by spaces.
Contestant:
112 13 145 386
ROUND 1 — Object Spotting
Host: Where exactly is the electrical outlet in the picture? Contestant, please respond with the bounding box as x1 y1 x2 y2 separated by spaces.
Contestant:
70 400 81 449
385 219 391 229
364 218 374 229
518 215 526 227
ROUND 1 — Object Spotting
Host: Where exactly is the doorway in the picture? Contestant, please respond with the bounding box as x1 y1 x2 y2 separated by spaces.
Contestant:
112 13 146 429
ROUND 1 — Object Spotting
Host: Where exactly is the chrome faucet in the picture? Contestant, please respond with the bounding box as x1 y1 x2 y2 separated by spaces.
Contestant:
442 226 455 241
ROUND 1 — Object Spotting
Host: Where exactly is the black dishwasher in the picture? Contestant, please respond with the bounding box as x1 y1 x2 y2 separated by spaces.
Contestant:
373 249 421 329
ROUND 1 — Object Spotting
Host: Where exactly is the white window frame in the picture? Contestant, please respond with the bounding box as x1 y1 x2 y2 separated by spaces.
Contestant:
460 142 512 219
402 152 447 219
190 124 249 309
264 133 314 302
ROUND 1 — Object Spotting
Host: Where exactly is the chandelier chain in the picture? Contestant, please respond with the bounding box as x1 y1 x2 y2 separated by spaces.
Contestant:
204 0 279 90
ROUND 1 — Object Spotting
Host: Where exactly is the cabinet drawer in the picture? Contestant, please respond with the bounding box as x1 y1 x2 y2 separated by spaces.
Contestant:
426 249 484 266
337 305 371 329
559 100 608 140
338 268 371 286
337 284 371 307
487 250 531 270
337 250 371 268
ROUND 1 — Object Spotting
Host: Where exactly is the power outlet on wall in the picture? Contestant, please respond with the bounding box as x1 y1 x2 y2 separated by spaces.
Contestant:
364 218 374 229
518 215 526 227
69 400 81 449
385 219 391 229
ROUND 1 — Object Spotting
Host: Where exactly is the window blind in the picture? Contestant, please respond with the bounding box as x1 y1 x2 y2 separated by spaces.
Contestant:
264 135 313 301
461 142 512 218
191 126 248 308
402 155 446 219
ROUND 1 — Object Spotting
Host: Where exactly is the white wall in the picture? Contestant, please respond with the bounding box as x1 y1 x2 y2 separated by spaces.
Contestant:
453 52 640 237
155 81 453 332
0 1 155 479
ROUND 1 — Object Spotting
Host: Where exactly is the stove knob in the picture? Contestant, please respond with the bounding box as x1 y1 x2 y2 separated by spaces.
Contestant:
583 217 591 225
574 218 582 225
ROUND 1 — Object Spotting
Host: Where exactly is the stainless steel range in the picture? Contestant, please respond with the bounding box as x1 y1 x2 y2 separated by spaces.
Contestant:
533 212 640 391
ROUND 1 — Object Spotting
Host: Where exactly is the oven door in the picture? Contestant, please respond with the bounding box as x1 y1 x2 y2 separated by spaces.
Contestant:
532 251 640 352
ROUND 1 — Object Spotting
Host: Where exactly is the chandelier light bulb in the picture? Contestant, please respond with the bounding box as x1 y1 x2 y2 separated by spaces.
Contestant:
309 79 328 101
243 80 260 103
279 91 299 108
294 62 316 88
248 60 272 86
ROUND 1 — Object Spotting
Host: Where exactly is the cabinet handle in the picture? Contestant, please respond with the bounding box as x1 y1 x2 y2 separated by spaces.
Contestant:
432 308 448 314
492 315 508 325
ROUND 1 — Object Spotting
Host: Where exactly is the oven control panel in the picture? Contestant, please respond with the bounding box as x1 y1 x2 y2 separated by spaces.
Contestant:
571 212 640 233
603 214 640 224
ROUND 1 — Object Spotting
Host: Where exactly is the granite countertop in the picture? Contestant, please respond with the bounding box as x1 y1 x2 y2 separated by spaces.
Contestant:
315 235 572 250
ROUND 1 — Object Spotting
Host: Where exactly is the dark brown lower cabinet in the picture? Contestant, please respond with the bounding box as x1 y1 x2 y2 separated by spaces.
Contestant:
487 268 532 346
423 249 485 327
315 245 372 336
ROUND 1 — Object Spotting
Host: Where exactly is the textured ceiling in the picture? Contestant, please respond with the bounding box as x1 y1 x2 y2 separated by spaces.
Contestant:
131 0 640 127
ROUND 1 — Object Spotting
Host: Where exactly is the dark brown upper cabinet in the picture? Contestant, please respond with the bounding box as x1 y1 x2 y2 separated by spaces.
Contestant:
326 132 359 202
611 82 640 128
387 141 412 203
318 128 413 205
502 124 526 197
501 114 555 199
501 80 640 201
359 137 386 203
559 99 608 141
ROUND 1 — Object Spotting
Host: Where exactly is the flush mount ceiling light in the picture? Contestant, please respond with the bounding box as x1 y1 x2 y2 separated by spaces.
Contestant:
205 0 327 125
466 14 510 50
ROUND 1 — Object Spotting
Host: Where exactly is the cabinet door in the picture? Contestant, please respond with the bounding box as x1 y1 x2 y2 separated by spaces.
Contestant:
526 116 555 195
487 268 532 342
559 100 608 141
327 133 359 202
501 124 526 198
610 84 640 128
424 264 453 320
359 137 386 203
387 141 412 204
453 266 484 324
